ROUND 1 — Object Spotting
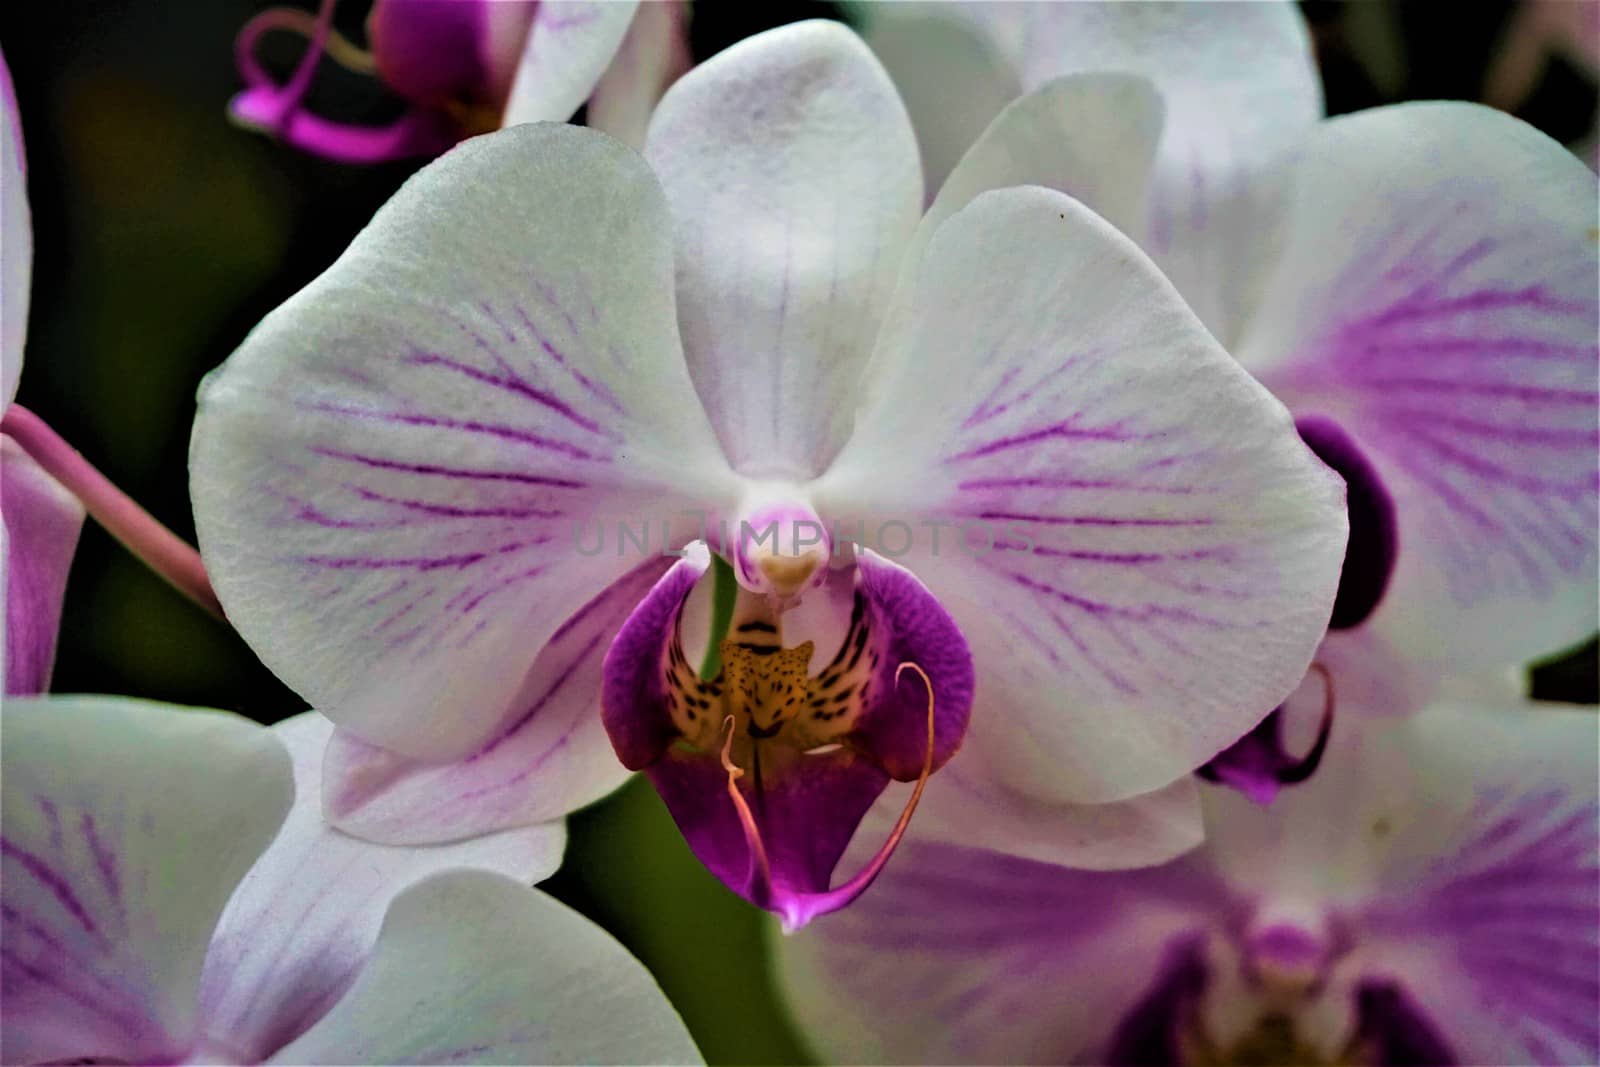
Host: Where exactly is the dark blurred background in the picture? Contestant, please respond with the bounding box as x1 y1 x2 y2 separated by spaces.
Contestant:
3 2 1595 1063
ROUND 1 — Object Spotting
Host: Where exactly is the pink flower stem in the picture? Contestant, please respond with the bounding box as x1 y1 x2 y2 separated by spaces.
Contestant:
2 405 225 620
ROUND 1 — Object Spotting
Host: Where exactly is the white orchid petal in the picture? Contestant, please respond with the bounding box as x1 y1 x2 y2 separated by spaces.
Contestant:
860 4 1023 193
198 712 565 1061
819 187 1347 804
1235 103 1600 676
268 870 702 1065
323 563 666 844
644 20 922 477
191 123 738 761
0 696 292 1065
913 72 1163 268
501 1 640 127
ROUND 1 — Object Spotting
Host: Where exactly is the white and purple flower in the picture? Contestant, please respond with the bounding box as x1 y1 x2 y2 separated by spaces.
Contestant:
1 695 700 1065
231 0 689 162
777 698 1600 1065
191 19 1348 924
861 2 1598 807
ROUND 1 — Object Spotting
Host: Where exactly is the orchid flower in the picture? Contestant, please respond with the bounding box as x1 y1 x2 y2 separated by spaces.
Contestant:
865 2 1599 783
231 0 690 163
777 698 1600 1066
190 19 1348 926
1 694 700 1065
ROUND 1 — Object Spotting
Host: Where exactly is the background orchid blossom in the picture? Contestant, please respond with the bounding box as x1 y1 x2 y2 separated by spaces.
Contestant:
1 50 85 696
2 695 700 1065
866 2 1599 728
231 0 689 163
777 699 1600 1066
190 19 1349 923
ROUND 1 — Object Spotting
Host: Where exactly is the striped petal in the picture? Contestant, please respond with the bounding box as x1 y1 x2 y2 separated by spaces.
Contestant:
191 122 737 761
817 186 1347 804
0 696 292 1065
322 561 667 844
1234 103 1600 680
197 712 565 1061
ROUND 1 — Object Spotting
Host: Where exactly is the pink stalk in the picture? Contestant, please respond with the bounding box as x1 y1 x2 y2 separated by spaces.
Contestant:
2 405 224 620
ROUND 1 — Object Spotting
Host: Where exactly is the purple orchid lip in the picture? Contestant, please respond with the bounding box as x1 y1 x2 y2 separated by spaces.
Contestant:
1198 665 1335 804
1295 415 1398 632
602 547 975 929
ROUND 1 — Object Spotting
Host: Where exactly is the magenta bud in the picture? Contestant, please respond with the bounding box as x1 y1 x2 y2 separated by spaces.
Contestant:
367 0 537 112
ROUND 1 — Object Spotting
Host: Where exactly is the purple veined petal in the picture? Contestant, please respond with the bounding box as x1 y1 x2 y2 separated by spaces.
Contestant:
367 0 537 111
0 695 293 1066
1233 102 1600 679
857 4 1023 194
1295 415 1399 631
323 560 670 845
191 123 740 763
198 712 565 1061
1348 702 1600 1067
2 436 84 695
602 544 975 925
871 1 1322 345
501 1 640 127
644 20 923 478
584 0 691 151
774 839 1226 1065
2 45 30 408
817 186 1348 806
266 870 701 1065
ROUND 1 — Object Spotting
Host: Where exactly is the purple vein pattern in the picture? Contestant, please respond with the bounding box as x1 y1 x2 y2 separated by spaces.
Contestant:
820 189 1344 798
1267 188 1599 614
192 125 736 758
323 559 671 843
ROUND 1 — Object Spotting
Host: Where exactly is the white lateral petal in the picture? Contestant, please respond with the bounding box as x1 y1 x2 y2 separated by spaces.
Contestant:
1234 103 1600 676
818 187 1346 804
501 1 640 127
2 47 29 408
644 19 922 478
323 562 665 844
0 696 292 1066
191 123 737 761
859 3 1023 194
198 712 565 1062
269 869 702 1065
